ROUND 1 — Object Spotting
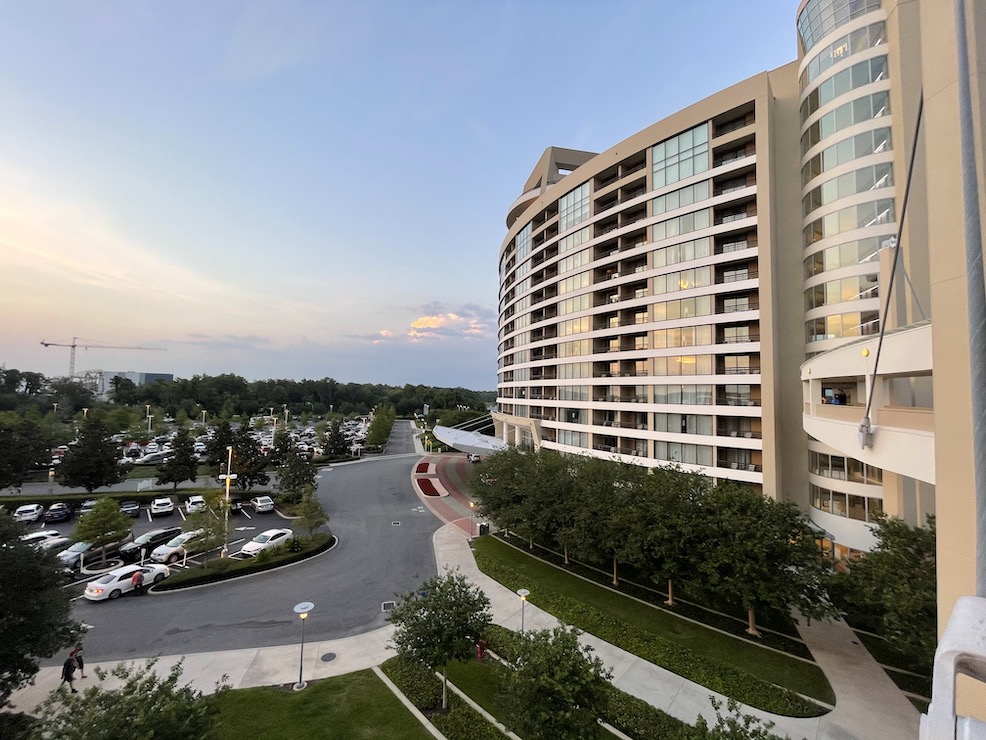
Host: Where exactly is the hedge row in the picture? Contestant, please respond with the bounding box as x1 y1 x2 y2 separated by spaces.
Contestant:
474 551 826 718
153 534 334 590
379 656 506 740
497 534 811 658
484 624 695 739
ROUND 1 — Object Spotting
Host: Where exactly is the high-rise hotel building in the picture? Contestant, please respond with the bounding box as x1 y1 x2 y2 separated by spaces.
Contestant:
493 0 986 703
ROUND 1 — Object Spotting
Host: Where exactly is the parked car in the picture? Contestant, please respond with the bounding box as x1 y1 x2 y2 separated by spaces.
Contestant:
38 536 71 552
185 495 207 514
43 502 72 523
119 500 141 517
79 500 99 516
13 504 44 523
238 528 294 557
249 496 275 513
467 453 482 463
20 530 62 547
57 531 135 569
118 526 183 563
150 529 206 564
150 498 174 516
83 563 170 601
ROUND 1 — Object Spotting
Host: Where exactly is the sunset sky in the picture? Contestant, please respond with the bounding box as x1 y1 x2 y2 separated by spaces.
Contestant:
0 1 793 390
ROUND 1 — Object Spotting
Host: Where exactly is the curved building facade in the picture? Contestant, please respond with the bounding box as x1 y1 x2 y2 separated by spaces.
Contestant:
494 68 806 499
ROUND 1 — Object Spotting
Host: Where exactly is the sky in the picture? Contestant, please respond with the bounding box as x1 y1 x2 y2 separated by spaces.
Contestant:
0 1 795 391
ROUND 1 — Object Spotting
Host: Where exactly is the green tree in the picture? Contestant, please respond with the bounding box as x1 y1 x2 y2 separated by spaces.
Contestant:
831 514 937 664
0 416 50 491
470 447 537 541
184 490 227 561
295 486 328 538
227 427 269 491
265 427 292 469
73 498 133 567
695 482 836 636
56 417 127 494
30 659 229 740
155 428 199 491
621 466 710 606
204 420 234 469
108 376 138 406
502 626 612 740
0 515 81 707
388 570 492 710
274 442 317 505
324 420 348 458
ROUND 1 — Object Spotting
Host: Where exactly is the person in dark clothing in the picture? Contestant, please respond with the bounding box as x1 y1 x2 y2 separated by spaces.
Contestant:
60 657 78 693
70 644 85 678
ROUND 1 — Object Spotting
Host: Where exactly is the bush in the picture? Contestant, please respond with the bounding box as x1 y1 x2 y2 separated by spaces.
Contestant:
380 657 503 740
155 535 333 590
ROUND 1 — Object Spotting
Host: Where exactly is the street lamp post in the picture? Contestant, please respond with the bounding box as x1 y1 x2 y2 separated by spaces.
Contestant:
293 601 315 690
201 410 207 428
146 415 153 434
218 446 237 558
517 588 530 633
52 402 58 416
283 405 289 427
469 501 476 540
82 407 89 418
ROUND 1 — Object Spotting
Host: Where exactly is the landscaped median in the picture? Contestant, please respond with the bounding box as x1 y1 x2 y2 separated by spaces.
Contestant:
471 535 834 718
153 533 335 590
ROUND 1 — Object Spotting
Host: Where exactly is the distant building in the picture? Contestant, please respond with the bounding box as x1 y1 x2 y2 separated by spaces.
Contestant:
81 370 175 399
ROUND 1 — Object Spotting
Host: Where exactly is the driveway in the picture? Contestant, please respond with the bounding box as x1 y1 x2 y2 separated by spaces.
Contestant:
60 423 439 663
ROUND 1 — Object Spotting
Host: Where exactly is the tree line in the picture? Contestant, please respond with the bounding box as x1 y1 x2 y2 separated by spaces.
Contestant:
0 366 494 420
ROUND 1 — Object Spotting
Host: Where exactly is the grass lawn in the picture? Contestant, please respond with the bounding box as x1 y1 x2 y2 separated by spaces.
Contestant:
473 536 834 705
216 669 435 740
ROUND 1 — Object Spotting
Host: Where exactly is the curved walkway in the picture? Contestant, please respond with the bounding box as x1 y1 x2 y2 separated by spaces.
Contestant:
9 438 920 739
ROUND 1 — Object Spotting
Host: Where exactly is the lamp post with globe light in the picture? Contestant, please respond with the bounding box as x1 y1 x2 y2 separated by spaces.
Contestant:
293 602 314 690
517 588 530 633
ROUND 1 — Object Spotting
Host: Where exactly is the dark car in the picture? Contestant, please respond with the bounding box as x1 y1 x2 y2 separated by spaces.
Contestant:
118 526 183 563
43 502 72 523
57 531 135 570
119 500 141 518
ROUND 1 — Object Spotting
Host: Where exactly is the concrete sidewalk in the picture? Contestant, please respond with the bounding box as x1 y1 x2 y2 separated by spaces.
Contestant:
9 437 921 739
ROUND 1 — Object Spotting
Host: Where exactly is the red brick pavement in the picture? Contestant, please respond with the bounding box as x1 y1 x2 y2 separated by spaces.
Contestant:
414 453 476 537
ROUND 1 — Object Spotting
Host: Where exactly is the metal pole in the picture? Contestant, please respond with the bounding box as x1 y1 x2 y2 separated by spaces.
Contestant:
956 0 986 597
297 615 306 688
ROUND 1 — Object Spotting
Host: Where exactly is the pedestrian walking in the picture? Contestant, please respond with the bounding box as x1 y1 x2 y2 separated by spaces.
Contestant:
69 644 86 678
131 569 145 596
60 656 78 693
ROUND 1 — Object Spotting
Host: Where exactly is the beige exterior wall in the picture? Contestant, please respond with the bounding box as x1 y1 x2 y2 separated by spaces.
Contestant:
921 0 986 718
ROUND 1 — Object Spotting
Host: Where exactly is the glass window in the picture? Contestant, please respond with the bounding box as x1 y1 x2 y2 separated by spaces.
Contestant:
653 124 709 189
559 183 590 232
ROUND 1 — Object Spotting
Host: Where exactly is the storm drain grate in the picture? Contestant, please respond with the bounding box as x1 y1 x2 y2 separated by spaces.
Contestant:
391 521 401 526
381 601 396 612
320 652 336 663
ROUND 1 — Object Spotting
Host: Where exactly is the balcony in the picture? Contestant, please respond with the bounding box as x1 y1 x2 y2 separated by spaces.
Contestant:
801 321 934 485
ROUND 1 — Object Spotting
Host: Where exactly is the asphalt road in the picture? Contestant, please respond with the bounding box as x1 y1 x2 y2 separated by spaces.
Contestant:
45 423 440 664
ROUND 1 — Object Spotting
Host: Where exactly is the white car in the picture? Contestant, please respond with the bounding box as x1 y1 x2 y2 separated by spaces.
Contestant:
250 496 275 513
150 497 174 516
83 563 170 601
20 530 63 547
185 495 207 514
13 504 44 523
150 529 205 564
239 528 294 557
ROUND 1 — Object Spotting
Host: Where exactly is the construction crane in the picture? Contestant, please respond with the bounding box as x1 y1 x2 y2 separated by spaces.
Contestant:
40 337 166 378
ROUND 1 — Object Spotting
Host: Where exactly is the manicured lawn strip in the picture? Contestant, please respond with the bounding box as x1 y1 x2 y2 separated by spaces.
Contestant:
154 534 333 589
884 667 931 699
854 630 931 675
215 669 435 740
473 537 833 716
381 656 507 740
502 534 805 646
